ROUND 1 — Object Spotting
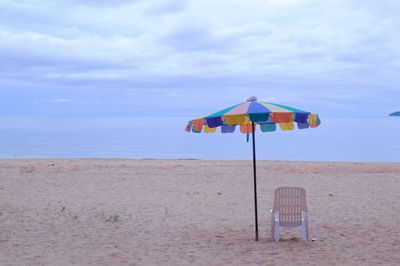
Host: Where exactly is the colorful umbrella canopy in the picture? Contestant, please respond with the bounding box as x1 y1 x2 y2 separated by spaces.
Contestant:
185 96 320 241
185 96 320 134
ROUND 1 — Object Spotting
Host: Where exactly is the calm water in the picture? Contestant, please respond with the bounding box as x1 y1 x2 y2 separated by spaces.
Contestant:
0 116 398 162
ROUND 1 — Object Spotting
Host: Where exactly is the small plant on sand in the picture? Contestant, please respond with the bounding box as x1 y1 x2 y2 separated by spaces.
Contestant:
105 215 121 223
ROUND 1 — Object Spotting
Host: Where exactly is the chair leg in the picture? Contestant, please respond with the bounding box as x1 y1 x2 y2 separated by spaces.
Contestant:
271 218 275 241
301 215 309 241
301 222 306 241
274 220 280 242
270 209 280 242
305 216 309 241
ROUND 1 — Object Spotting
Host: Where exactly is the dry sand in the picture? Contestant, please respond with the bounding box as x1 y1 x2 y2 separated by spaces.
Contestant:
0 159 400 266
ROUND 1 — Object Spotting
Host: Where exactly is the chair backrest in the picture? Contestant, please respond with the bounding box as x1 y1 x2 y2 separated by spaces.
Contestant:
273 187 307 226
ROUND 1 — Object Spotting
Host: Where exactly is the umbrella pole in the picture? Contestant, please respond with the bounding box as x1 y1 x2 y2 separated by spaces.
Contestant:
252 122 259 241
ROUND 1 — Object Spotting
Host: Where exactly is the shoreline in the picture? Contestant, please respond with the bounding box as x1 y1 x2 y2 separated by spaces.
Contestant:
0 157 399 163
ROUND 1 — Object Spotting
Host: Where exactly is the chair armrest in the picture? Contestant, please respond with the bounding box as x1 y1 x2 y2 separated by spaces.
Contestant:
270 209 279 222
301 211 308 221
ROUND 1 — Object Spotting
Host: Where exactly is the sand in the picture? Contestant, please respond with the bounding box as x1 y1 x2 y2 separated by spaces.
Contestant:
0 159 400 265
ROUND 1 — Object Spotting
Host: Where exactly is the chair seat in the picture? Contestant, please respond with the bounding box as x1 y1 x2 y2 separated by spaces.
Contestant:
279 221 302 227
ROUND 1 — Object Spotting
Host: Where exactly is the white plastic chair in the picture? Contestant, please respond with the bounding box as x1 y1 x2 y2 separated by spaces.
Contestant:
270 187 309 242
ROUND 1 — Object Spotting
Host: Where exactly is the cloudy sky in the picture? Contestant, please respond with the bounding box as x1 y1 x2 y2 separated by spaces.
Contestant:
0 0 399 117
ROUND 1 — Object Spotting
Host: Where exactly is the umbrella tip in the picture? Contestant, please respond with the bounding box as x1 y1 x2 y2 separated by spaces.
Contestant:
247 96 257 102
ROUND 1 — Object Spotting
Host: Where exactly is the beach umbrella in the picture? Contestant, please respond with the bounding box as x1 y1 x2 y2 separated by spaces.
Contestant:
185 96 320 241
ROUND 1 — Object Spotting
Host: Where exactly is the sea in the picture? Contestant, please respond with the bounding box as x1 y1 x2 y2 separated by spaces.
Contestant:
0 116 398 162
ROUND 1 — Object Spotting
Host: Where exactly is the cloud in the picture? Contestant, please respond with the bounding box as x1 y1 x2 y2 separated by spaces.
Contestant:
33 98 101 104
49 98 72 103
62 0 140 7
144 0 187 15
0 0 399 116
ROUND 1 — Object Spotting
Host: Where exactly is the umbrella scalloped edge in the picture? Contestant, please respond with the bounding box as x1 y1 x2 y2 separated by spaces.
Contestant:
184 100 320 134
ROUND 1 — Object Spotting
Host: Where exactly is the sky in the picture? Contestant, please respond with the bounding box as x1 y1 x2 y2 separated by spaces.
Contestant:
0 0 399 117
